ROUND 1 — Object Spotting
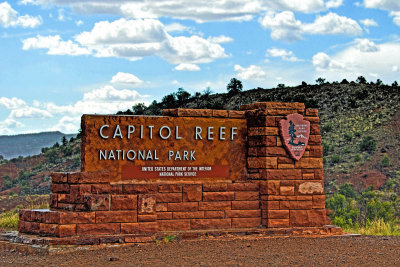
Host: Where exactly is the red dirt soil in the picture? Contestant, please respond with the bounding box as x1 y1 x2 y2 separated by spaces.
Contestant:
1 235 399 266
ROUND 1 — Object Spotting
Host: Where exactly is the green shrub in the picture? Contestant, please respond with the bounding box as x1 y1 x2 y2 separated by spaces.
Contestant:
322 123 333 133
354 154 362 162
331 154 341 163
354 131 361 137
344 133 353 141
381 155 391 167
359 136 377 152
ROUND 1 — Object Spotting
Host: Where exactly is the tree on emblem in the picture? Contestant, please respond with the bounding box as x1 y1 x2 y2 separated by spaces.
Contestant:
288 120 305 146
288 121 297 145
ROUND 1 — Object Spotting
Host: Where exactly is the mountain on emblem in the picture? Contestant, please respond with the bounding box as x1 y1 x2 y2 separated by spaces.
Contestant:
279 113 310 161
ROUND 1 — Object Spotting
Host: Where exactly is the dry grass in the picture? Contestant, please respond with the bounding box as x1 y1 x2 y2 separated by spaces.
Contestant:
344 219 400 236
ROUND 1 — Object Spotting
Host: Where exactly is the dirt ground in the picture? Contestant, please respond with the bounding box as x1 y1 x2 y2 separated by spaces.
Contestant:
0 235 399 266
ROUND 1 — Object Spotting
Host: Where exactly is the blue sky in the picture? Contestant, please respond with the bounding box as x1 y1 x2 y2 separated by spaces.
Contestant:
1 0 400 135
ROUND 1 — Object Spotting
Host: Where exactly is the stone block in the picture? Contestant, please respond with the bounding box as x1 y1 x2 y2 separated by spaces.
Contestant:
248 136 276 147
138 195 156 214
247 157 277 169
198 201 231 211
248 127 279 136
173 211 204 219
70 184 91 203
111 195 138 210
157 212 172 220
40 223 59 236
267 219 289 228
228 110 245 118
267 210 289 219
203 183 228 192
156 193 182 203
225 210 260 218
123 184 157 194
267 169 302 180
231 217 261 228
158 219 190 231
183 184 202 201
76 223 120 235
234 191 259 201
227 183 259 191
212 110 228 117
84 194 109 211
231 201 259 210
298 182 324 195
280 186 295 196
168 202 198 212
204 211 225 219
308 135 322 145
138 214 157 222
155 203 168 212
50 184 70 193
121 222 158 234
92 184 122 194
59 224 76 237
305 108 318 116
158 184 182 193
190 218 231 230
290 209 326 227
68 171 110 184
59 212 95 224
203 192 235 201
313 195 326 209
96 211 137 223
51 172 67 183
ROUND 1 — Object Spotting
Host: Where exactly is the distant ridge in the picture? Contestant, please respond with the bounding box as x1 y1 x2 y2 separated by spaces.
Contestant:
0 131 76 159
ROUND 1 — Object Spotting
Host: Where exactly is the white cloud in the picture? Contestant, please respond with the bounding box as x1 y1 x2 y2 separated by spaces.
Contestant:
312 41 400 82
260 11 362 41
363 0 400 10
9 106 53 119
110 72 143 85
312 52 345 71
75 20 83 26
0 97 26 110
174 63 201 71
266 48 301 61
392 65 399 72
363 0 400 26
18 0 346 23
360 18 378 27
207 35 234 44
234 64 266 80
390 12 400 26
355 38 379 52
22 35 91 56
325 0 343 8
23 19 227 65
165 23 191 33
48 116 81 133
45 85 150 116
0 1 42 28
0 118 23 135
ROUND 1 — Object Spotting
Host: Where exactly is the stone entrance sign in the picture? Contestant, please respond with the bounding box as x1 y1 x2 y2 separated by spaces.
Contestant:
81 115 247 182
18 102 339 245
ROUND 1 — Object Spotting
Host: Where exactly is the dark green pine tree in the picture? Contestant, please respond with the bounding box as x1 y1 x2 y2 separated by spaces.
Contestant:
288 121 297 145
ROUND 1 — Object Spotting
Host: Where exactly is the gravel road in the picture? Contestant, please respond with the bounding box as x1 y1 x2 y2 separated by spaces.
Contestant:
1 235 399 266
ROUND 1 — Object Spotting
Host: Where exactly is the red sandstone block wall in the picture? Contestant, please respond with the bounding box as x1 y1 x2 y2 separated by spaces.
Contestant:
242 103 326 227
18 102 327 238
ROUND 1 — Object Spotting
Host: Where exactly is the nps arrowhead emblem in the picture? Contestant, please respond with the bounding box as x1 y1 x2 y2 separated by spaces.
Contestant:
279 113 310 161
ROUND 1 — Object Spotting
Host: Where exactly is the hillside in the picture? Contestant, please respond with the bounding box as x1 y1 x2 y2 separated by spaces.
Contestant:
0 78 399 198
0 131 75 159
